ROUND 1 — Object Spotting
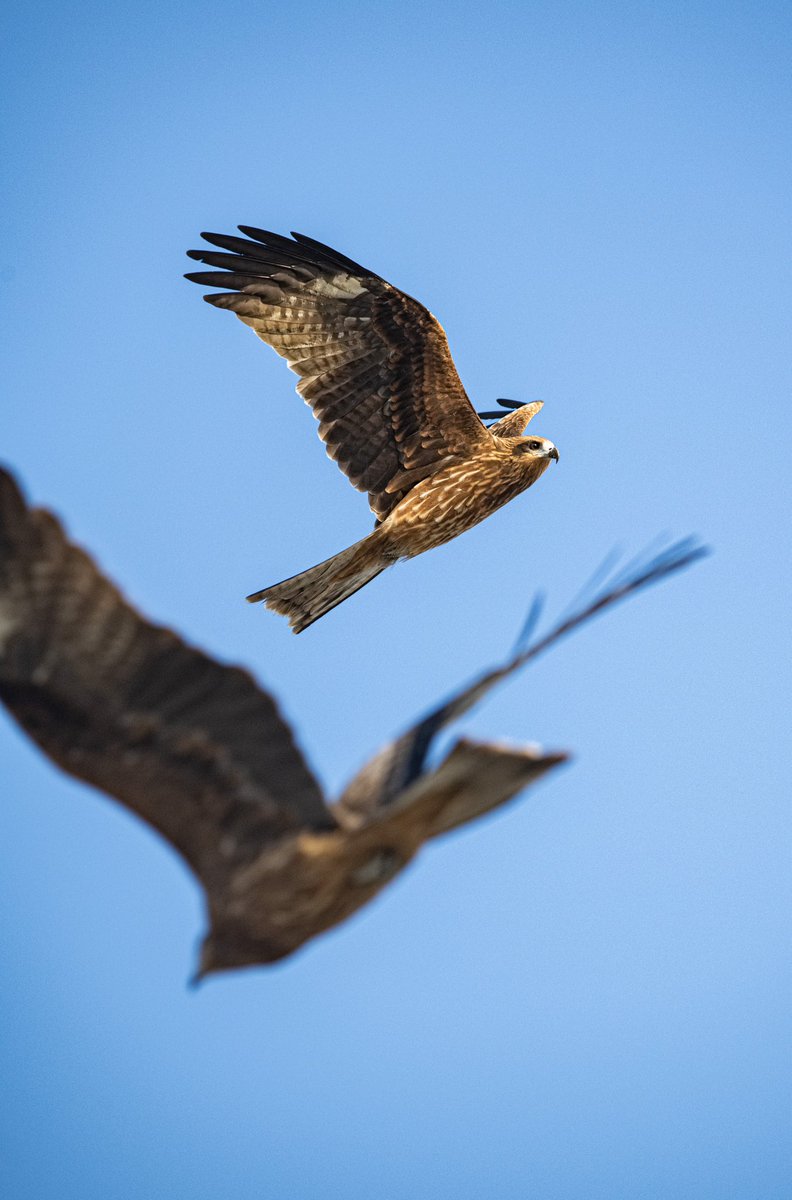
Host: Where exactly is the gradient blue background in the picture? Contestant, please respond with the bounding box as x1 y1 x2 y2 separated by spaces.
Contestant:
2 3 790 1197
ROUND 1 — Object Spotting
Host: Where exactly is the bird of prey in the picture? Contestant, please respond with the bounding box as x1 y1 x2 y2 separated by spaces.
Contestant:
185 228 559 633
0 467 704 978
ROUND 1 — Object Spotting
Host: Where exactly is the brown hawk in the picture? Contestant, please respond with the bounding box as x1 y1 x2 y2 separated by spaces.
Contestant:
186 228 559 633
0 466 704 978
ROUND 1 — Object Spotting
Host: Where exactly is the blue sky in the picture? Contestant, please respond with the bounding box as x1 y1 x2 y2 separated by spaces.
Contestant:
2 2 790 1197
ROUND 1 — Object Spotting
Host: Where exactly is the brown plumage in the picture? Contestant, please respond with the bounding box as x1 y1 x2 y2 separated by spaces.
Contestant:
0 467 705 978
185 228 559 632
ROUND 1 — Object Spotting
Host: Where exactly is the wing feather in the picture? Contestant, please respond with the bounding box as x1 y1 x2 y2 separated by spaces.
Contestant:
0 469 334 882
186 228 491 519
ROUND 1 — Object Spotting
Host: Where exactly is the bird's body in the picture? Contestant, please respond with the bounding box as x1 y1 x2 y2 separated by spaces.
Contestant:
253 433 556 630
186 227 559 631
382 439 554 557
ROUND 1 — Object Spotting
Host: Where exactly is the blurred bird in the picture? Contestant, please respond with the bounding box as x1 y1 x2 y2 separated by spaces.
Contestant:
0 467 705 978
186 228 558 632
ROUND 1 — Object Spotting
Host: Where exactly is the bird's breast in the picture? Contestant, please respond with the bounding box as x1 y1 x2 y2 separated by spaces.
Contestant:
384 451 540 556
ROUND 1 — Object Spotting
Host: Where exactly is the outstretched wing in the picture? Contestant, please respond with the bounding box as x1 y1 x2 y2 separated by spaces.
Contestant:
0 469 333 884
337 537 709 830
186 228 491 521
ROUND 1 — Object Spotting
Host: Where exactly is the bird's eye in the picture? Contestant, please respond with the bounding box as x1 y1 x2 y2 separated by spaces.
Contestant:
528 440 542 450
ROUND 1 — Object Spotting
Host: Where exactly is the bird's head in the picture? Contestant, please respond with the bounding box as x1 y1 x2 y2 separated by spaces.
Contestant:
514 436 559 463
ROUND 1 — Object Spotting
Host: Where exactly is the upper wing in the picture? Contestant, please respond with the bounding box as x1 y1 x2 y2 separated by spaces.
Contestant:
185 228 491 521
350 738 566 848
337 536 709 829
0 469 333 884
484 401 544 438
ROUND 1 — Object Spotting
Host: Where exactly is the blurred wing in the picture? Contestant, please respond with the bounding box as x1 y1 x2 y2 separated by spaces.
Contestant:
186 228 490 520
419 741 564 840
362 738 567 843
337 536 708 825
0 469 333 884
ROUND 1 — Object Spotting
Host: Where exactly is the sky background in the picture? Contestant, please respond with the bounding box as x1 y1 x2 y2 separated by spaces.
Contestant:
2 2 790 1197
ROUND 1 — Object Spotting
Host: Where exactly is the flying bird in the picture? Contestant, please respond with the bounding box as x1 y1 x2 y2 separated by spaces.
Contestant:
0 467 705 978
185 228 559 633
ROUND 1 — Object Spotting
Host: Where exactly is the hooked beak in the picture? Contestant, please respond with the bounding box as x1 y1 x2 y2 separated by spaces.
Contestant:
549 447 560 463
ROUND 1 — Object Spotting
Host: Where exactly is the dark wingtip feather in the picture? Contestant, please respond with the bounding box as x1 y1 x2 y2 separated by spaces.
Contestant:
184 271 220 285
186 224 382 280
183 270 263 290
290 230 374 276
198 231 271 258
238 224 280 241
237 226 310 254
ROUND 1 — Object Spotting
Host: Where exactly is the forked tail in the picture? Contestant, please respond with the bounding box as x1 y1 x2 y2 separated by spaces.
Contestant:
247 531 388 634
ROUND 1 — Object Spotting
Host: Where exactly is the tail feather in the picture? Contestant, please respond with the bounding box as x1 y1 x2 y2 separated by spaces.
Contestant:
248 532 388 633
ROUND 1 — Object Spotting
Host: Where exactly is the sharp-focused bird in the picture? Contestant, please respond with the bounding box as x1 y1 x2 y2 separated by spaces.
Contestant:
0 467 705 978
186 228 559 633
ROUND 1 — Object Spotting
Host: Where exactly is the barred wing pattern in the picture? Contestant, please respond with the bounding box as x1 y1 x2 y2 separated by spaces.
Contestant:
0 469 332 882
186 228 491 520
